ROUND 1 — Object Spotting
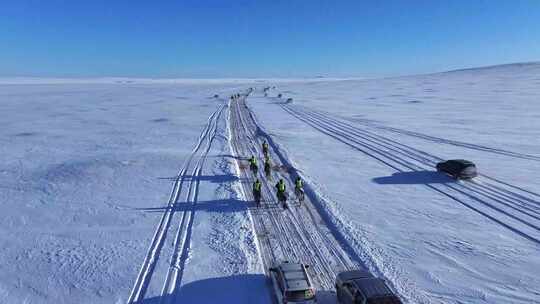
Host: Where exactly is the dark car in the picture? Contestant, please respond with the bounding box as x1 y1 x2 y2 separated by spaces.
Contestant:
335 270 402 304
436 159 477 179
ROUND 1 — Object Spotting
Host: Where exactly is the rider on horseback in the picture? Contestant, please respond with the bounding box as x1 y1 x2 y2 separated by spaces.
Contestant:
249 156 258 174
253 178 262 206
275 178 287 208
294 177 305 204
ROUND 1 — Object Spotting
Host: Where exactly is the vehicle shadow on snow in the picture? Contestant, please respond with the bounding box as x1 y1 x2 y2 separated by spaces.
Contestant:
372 170 455 184
135 198 252 213
138 274 272 304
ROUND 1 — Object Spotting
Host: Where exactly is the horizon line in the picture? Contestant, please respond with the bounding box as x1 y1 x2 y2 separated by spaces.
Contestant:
1 61 538 85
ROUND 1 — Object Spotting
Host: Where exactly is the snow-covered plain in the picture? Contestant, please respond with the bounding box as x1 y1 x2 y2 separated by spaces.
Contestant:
1 63 539 304
251 63 540 303
0 82 266 303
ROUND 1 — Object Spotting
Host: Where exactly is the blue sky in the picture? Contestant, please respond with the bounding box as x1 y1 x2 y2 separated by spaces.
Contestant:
1 0 539 78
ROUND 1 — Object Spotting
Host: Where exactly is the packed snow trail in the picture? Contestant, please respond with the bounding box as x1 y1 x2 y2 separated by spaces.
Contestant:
228 95 368 303
127 102 226 304
281 103 540 245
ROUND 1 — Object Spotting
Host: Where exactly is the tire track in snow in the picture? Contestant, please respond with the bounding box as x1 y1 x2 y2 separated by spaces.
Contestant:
303 108 540 220
240 101 355 288
301 106 540 203
159 103 226 303
231 97 293 262
301 107 540 219
127 102 226 304
244 107 361 274
229 96 367 301
338 111 540 162
228 96 283 304
281 104 540 245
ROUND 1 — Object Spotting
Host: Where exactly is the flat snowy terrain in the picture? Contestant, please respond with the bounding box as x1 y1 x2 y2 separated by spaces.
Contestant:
251 63 540 303
0 83 267 304
1 63 539 304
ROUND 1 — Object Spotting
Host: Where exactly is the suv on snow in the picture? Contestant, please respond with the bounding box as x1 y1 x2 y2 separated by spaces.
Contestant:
269 261 316 303
335 270 402 304
436 159 477 179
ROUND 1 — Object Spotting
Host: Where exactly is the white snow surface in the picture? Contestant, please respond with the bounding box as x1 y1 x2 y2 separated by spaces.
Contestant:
250 63 540 303
0 83 267 304
1 63 539 304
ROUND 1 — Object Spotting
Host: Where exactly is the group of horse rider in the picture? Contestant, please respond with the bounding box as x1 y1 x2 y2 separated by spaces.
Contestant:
249 141 304 209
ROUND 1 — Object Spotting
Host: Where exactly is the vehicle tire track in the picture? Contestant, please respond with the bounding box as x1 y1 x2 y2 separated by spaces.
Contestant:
300 106 540 204
159 103 226 304
323 107 540 162
231 96 363 296
302 108 540 220
240 103 351 289
127 103 225 304
281 104 540 245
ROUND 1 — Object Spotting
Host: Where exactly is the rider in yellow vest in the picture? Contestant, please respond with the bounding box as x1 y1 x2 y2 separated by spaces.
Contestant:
295 177 303 192
275 179 286 207
276 179 286 194
253 179 262 205
262 141 269 155
264 156 272 177
249 156 258 173
295 177 304 203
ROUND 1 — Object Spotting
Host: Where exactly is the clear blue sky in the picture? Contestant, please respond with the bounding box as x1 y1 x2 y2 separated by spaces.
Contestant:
1 0 539 78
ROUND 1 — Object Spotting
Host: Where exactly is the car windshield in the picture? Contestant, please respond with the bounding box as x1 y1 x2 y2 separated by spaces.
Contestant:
286 289 315 301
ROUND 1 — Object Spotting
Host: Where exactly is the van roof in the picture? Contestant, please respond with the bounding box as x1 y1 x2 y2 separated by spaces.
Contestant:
280 263 311 291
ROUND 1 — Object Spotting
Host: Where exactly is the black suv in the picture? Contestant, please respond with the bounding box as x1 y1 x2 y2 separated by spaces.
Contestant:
335 270 401 304
436 159 477 179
